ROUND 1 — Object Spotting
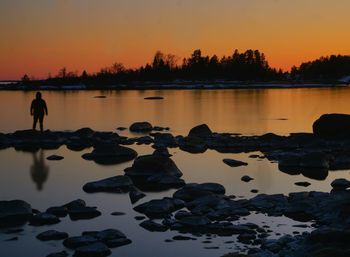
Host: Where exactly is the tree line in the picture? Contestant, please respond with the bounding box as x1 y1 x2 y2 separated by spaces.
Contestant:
21 50 350 86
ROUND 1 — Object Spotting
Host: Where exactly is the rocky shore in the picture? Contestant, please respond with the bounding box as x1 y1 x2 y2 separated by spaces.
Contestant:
2 113 350 256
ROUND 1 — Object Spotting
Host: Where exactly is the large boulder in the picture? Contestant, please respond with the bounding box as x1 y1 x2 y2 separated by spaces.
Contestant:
129 122 153 133
0 200 33 226
82 144 137 165
124 154 183 191
313 114 350 138
188 124 212 138
134 197 184 218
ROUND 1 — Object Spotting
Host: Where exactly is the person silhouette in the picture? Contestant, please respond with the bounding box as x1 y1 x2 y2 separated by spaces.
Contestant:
30 92 48 132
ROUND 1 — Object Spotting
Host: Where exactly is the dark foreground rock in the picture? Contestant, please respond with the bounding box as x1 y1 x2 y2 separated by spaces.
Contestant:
313 113 350 138
83 176 134 193
124 154 184 191
223 158 248 167
36 230 69 241
0 200 33 226
46 155 64 161
129 122 153 132
64 229 131 257
46 251 69 257
82 144 137 165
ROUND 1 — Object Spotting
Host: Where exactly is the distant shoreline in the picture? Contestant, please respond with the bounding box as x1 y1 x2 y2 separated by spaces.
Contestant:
0 81 348 91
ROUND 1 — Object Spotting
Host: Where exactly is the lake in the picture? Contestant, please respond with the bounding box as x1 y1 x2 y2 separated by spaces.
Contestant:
1 88 350 257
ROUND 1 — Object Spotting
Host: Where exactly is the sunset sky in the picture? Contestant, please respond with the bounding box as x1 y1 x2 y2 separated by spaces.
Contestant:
1 0 350 80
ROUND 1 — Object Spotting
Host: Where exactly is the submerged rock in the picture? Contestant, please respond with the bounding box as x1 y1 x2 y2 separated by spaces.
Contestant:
83 176 134 193
74 242 111 257
129 122 153 133
46 251 69 257
139 220 168 232
241 176 254 182
46 155 64 161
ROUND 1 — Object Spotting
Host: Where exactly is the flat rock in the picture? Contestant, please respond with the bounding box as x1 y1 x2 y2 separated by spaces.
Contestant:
295 182 311 187
144 96 164 100
83 176 134 193
134 197 184 218
46 155 64 161
29 212 60 226
331 178 350 190
223 158 248 167
36 230 69 241
188 124 212 138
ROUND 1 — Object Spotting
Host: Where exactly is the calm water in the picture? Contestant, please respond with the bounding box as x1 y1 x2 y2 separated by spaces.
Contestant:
1 88 350 257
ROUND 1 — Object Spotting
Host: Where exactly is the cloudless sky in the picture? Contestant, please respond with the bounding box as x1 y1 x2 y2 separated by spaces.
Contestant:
1 0 350 80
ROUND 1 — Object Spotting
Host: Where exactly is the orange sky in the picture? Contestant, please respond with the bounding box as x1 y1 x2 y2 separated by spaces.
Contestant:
1 0 350 80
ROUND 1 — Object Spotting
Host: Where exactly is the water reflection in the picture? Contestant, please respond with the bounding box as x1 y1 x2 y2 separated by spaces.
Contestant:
30 150 49 191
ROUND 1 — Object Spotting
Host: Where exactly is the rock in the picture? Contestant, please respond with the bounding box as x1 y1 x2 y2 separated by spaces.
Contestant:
36 230 69 241
83 176 134 193
74 242 111 257
125 155 182 178
129 190 146 204
84 144 137 165
64 235 99 249
178 136 208 153
313 113 350 138
173 235 196 240
46 155 64 161
29 212 60 226
116 127 127 131
46 251 69 257
68 206 101 220
173 184 218 202
223 159 248 167
295 182 311 187
241 176 254 182
144 96 164 100
188 124 212 138
0 200 33 226
124 154 183 191
94 95 107 98
134 197 184 218
46 206 68 217
111 212 125 216
152 147 172 157
194 183 226 194
331 178 350 190
129 122 153 133
139 220 168 232
178 215 211 226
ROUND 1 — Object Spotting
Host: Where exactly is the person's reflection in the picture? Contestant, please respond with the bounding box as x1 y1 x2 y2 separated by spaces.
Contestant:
30 150 49 191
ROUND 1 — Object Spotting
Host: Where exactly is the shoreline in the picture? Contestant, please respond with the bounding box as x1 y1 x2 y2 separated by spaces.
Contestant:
0 81 348 91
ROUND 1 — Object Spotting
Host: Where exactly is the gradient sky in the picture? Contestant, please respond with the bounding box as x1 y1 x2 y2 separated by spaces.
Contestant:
1 0 350 80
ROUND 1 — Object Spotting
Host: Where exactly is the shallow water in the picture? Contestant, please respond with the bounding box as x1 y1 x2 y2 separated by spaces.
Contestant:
1 88 350 257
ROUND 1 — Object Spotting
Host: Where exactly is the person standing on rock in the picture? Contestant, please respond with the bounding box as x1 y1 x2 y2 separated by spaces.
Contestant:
30 92 48 132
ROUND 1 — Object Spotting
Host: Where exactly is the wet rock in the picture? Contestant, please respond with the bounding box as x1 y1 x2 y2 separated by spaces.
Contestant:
178 136 207 153
0 200 33 226
223 158 248 167
178 215 211 226
68 206 101 221
46 155 64 161
129 189 146 204
46 206 68 217
124 154 183 190
46 250 69 257
295 182 311 187
173 183 225 202
116 127 127 131
173 235 196 241
36 230 69 241
74 242 111 257
331 178 350 190
188 124 212 138
134 197 184 218
4 236 18 241
111 212 125 216
144 96 164 100
63 235 99 249
29 212 60 226
139 220 168 232
152 147 172 157
313 113 350 138
129 122 153 133
83 144 137 165
241 176 254 182
82 229 129 247
83 176 134 193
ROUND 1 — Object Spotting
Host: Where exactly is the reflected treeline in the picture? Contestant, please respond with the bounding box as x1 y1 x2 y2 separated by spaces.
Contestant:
30 150 49 191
